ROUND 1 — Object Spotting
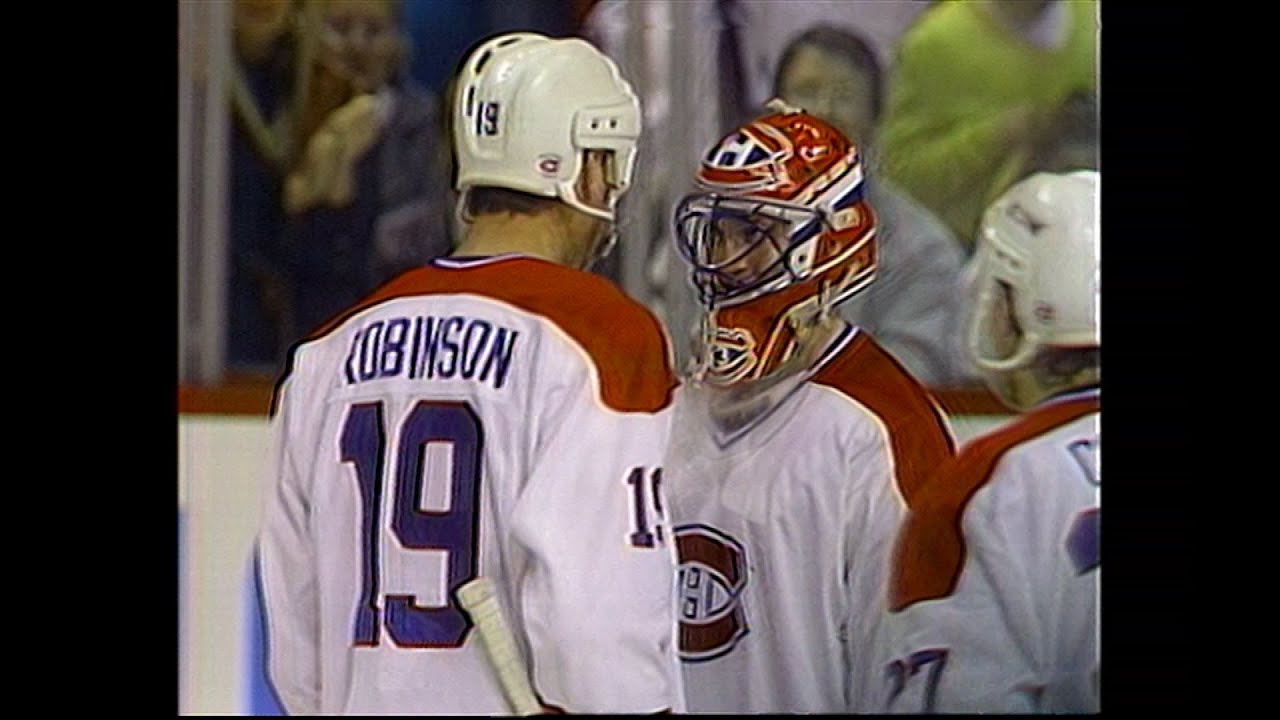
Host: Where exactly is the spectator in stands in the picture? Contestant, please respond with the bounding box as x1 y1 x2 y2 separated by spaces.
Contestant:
280 0 454 350
774 26 974 385
228 0 300 373
877 0 1099 253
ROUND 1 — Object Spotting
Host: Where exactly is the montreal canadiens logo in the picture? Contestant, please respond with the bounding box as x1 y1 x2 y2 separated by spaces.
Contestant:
674 524 749 662
536 154 561 177
709 327 757 384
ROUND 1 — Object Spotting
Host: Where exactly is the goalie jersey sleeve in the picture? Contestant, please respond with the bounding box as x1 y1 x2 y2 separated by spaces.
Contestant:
884 388 1100 713
256 255 682 715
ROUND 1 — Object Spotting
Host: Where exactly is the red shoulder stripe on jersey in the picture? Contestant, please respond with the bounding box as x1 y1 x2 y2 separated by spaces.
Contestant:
888 396 1101 612
275 257 677 414
810 333 956 507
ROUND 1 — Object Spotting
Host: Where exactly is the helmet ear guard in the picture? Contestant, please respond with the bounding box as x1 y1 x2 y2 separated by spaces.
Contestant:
966 278 1041 373
571 101 640 190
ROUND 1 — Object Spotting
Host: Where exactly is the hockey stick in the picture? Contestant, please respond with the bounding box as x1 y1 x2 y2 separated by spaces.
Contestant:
457 577 543 715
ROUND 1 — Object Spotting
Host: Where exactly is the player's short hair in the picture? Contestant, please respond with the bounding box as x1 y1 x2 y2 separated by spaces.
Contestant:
465 186 562 218
1037 346 1100 382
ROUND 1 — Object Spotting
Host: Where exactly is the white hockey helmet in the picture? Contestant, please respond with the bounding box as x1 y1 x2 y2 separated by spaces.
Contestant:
968 170 1100 372
452 32 641 223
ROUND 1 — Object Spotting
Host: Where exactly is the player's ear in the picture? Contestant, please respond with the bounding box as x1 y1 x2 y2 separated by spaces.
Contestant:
575 149 617 210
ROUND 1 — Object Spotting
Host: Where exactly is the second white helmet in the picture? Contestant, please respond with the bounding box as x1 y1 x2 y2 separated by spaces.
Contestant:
967 170 1100 372
452 32 641 223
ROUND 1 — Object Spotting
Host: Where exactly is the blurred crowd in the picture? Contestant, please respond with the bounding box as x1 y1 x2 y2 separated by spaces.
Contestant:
217 0 1098 386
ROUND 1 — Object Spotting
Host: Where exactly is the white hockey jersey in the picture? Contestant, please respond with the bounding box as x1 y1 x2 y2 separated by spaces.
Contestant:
666 326 955 713
884 386 1100 713
256 254 683 715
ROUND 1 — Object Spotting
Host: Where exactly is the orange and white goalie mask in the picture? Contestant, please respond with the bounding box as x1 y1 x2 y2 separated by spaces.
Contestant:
675 108 877 386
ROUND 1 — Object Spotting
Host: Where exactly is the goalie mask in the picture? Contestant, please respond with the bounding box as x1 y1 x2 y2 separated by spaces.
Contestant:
675 108 877 385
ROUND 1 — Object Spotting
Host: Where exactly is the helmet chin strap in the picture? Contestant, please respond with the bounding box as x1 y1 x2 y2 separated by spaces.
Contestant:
689 306 717 384
559 173 617 224
781 277 839 333
582 226 618 271
455 189 474 225
560 169 622 270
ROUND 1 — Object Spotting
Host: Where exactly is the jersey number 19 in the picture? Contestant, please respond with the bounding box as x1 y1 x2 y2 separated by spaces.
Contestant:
341 400 483 648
